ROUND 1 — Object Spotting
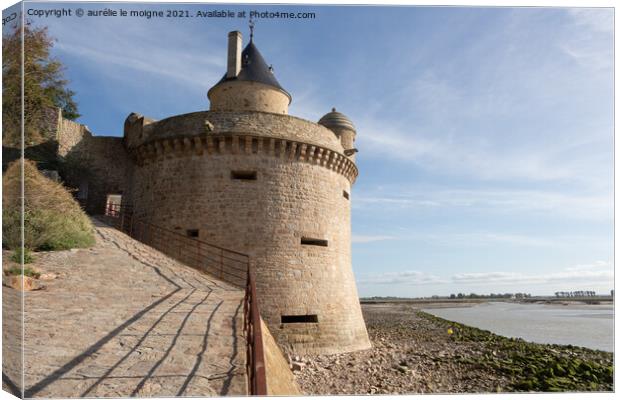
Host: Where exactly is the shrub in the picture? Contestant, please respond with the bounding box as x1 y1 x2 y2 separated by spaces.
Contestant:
10 247 34 264
5 267 40 279
2 160 95 251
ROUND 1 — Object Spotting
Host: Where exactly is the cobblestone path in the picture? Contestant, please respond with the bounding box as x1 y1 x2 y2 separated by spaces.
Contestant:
9 219 247 398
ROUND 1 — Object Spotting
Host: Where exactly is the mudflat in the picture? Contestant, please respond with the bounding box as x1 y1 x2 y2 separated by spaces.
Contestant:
294 302 613 394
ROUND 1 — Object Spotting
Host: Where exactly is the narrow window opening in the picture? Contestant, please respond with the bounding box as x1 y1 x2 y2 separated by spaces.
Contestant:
231 170 257 180
301 237 328 247
187 229 199 238
343 190 350 200
281 315 318 324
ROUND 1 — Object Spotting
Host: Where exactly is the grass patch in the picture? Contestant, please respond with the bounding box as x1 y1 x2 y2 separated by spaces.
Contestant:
2 159 95 251
418 310 613 392
10 247 34 264
5 267 40 279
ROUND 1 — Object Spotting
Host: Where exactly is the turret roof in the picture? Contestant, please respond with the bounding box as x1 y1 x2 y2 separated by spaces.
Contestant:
318 108 356 132
216 40 289 97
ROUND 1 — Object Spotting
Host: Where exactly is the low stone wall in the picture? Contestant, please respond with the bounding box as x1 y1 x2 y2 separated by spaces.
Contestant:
261 319 301 395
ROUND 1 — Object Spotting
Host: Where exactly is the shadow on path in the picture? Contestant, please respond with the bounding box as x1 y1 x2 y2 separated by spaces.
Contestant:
24 223 245 398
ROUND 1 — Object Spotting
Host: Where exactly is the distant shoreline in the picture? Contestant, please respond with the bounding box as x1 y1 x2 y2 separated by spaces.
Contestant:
360 297 613 308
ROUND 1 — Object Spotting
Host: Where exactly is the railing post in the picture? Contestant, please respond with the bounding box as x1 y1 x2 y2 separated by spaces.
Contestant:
249 265 267 395
195 239 200 270
220 249 224 279
129 212 134 238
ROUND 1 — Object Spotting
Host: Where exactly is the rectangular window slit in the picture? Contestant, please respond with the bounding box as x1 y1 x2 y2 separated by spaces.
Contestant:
301 237 328 247
186 229 199 238
281 314 318 324
231 170 257 180
343 190 350 200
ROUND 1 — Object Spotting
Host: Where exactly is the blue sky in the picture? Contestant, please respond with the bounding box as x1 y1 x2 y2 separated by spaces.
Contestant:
5 2 614 297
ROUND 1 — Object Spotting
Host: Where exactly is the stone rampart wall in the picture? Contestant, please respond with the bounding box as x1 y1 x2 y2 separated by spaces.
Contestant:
125 111 344 154
128 146 369 354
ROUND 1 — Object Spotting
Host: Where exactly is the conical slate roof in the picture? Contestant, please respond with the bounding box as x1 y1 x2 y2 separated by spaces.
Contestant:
217 40 288 96
318 108 356 132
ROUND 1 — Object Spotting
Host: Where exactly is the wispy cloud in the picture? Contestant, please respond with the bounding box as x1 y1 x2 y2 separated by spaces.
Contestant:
351 235 395 244
417 232 559 248
452 268 613 286
56 42 223 89
49 16 225 94
360 260 613 288
567 8 614 33
359 270 448 286
352 8 612 190
565 260 611 272
354 187 612 222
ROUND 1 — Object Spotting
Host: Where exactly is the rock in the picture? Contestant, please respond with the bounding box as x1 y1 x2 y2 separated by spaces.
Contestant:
8 275 44 291
39 273 58 281
397 365 409 374
291 361 304 372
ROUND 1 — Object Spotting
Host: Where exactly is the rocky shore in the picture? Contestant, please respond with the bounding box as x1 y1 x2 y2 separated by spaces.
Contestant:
293 303 613 394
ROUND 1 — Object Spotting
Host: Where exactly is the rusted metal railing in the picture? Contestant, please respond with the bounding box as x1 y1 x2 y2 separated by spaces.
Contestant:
103 203 267 395
244 267 268 395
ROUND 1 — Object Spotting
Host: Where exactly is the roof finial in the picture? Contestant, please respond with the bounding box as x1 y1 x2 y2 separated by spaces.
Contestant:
249 17 255 42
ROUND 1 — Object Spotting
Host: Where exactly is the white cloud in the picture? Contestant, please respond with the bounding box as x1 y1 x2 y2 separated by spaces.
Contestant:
451 268 613 285
352 9 613 190
351 235 395 244
565 260 610 272
359 270 447 286
357 115 612 188
354 187 613 222
359 260 613 289
427 232 558 248
49 17 225 94
567 8 613 33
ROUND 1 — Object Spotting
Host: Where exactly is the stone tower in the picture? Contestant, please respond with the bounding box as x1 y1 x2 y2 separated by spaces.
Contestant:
123 30 370 355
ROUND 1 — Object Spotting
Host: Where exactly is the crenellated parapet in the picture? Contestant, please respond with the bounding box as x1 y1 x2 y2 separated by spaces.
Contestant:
124 110 345 152
131 133 359 184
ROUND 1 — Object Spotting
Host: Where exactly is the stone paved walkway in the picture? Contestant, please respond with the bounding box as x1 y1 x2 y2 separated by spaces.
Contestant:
6 218 247 398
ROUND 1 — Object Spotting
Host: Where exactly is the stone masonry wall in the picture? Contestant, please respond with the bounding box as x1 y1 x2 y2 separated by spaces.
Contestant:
126 119 370 355
73 136 129 214
125 111 344 154
55 114 129 214
57 116 92 157
208 81 290 114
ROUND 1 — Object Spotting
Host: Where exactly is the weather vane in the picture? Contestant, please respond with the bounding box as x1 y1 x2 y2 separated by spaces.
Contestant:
249 17 255 41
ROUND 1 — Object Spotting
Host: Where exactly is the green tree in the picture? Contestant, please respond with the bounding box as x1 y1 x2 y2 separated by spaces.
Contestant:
2 21 79 148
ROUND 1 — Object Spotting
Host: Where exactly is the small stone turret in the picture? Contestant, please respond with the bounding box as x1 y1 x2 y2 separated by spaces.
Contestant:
208 31 291 114
318 108 357 160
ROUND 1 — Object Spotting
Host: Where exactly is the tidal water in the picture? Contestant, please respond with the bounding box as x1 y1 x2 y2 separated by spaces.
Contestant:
423 302 614 352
